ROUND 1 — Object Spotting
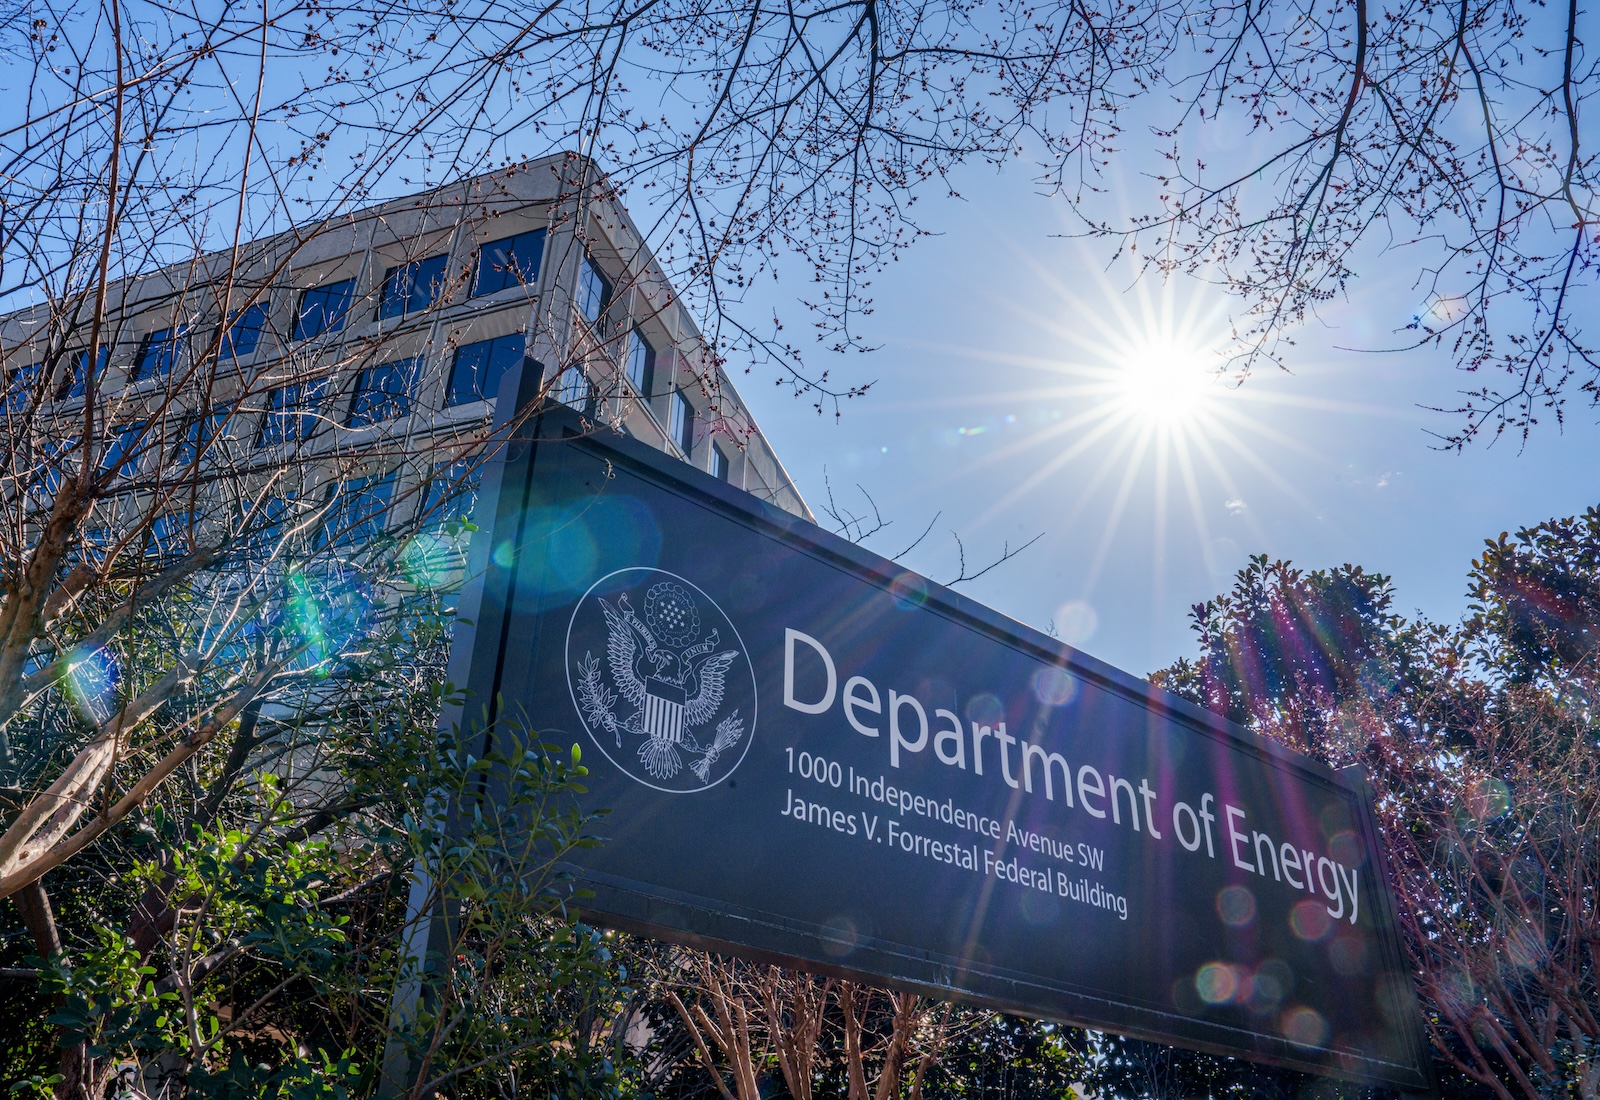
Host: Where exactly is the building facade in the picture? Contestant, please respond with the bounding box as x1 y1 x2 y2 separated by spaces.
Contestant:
0 154 808 573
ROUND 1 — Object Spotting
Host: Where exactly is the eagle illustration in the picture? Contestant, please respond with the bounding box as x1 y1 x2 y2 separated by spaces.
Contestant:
584 585 742 780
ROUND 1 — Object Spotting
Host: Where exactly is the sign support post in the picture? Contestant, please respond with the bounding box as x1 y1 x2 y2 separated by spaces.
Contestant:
375 356 549 1098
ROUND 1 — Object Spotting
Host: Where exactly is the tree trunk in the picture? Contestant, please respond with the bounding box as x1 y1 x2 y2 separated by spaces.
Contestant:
15 880 60 959
15 881 90 1100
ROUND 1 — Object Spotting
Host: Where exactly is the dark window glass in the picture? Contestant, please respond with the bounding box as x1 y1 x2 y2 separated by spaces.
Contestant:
36 436 77 505
348 357 419 427
626 329 655 395
147 510 194 558
60 347 109 399
258 381 326 447
133 327 186 381
292 279 355 340
322 472 396 549
5 362 41 414
555 362 592 409
245 496 299 557
70 527 112 569
578 255 609 323
420 457 483 526
174 405 235 468
712 444 730 481
447 333 525 405
101 422 147 480
474 229 546 297
379 254 449 319
23 645 56 677
672 390 694 454
223 303 270 359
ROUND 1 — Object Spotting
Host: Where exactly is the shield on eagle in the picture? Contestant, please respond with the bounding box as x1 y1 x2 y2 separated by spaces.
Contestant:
642 676 687 745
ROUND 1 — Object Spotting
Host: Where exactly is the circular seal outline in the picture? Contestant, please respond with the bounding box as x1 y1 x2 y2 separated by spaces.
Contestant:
565 567 758 793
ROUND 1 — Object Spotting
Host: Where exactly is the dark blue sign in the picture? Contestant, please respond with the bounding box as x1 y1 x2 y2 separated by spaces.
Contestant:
458 405 1432 1090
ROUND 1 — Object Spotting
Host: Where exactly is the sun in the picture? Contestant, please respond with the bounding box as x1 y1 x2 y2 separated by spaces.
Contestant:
885 258 1309 608
1112 338 1218 426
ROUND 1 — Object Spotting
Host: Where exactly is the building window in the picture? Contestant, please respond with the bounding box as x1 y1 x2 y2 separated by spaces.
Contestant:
378 254 449 320
625 328 655 395
223 303 270 359
101 422 147 480
173 405 235 468
147 510 194 559
474 229 546 296
258 382 324 447
293 279 355 340
60 348 108 400
578 255 609 325
447 333 525 406
420 457 482 526
72 526 112 567
5 361 41 413
133 327 187 382
348 356 419 427
711 444 731 481
556 362 592 409
245 495 298 558
322 472 396 549
35 436 76 505
670 390 693 455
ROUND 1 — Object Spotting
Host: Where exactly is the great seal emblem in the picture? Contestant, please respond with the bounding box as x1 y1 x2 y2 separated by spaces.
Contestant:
566 568 757 792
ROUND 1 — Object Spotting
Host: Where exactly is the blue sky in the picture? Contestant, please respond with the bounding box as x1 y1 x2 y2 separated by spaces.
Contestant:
730 163 1600 678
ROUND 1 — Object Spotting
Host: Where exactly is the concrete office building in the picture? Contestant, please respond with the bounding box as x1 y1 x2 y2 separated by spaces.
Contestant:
0 154 809 560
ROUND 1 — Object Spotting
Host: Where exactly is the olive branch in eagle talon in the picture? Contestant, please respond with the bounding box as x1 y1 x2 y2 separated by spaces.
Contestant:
575 653 619 746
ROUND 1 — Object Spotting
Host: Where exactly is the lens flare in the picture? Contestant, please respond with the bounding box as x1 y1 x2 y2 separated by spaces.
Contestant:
1031 666 1078 707
1280 1006 1329 1047
1052 600 1099 646
1290 898 1333 941
911 253 1336 636
1195 962 1243 1005
1216 885 1258 927
1465 776 1511 822
399 533 458 589
63 645 120 727
890 572 929 611
279 566 373 672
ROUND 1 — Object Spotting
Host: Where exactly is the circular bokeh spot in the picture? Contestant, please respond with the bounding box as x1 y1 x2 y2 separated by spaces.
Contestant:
1195 962 1240 1005
63 644 120 727
1329 829 1363 867
1032 666 1078 707
1248 963 1289 1011
890 571 928 611
1280 1006 1329 1047
1329 935 1369 977
822 915 859 957
1053 599 1099 645
1216 885 1257 927
965 692 1005 727
1465 776 1511 822
1290 899 1333 941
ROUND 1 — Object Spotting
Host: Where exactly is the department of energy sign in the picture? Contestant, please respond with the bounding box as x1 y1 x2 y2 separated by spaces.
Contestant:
458 406 1432 1090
